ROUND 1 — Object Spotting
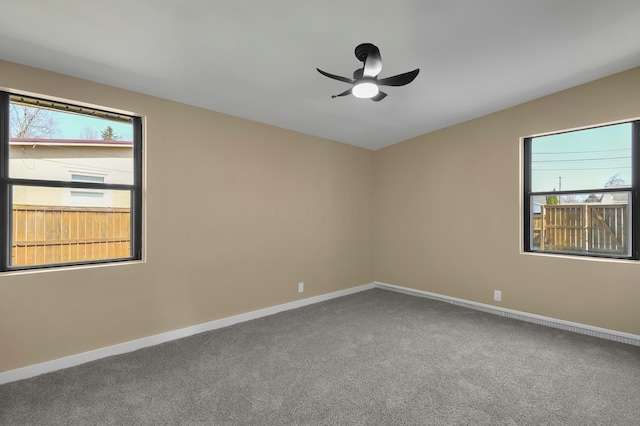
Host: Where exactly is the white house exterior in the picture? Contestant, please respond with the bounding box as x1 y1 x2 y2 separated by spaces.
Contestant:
10 138 133 208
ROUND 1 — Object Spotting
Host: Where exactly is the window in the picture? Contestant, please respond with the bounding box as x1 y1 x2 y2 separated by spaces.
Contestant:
71 174 106 183
0 92 142 270
67 173 108 206
524 121 639 259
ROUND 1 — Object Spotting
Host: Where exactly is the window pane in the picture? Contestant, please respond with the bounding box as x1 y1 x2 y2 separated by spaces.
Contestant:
9 98 134 184
71 174 105 183
531 192 630 257
530 123 632 192
11 186 132 267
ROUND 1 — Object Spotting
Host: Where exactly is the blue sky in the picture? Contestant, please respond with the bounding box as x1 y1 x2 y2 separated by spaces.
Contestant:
530 122 632 193
11 103 133 141
56 112 133 141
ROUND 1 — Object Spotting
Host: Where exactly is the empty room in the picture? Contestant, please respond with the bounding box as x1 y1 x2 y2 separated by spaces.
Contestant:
1 1 640 425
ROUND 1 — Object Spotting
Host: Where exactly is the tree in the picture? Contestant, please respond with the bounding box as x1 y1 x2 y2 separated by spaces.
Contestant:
80 126 98 140
604 174 625 188
560 194 581 204
584 194 602 203
100 125 120 141
9 105 59 138
545 195 559 205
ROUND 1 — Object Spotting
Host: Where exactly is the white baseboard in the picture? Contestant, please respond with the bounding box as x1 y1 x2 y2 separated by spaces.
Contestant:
5 281 636 385
374 281 640 347
0 283 375 385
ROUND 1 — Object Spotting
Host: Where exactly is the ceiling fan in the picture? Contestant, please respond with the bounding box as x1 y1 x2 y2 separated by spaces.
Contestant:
317 43 419 102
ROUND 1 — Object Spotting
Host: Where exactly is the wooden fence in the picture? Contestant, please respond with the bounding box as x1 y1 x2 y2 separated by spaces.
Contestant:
533 204 628 255
12 205 131 267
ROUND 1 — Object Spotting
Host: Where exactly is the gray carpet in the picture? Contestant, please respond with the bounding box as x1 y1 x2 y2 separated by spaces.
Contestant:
1 288 639 425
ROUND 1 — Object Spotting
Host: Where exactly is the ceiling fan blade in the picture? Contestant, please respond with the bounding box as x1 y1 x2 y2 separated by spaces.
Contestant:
331 88 352 98
363 45 382 78
377 69 420 86
371 91 387 102
317 68 354 84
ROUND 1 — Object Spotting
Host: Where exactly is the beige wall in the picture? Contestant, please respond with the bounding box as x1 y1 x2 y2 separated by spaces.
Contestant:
373 67 640 336
0 60 374 373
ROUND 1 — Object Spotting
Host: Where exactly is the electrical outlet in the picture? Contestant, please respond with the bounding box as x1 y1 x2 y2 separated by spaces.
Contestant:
493 290 502 302
298 282 304 293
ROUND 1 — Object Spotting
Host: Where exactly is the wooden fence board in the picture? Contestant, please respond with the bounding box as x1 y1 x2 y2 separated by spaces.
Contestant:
534 204 628 255
11 205 131 267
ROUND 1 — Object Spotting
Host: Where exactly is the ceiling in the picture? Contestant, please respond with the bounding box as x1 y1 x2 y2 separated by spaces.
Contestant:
2 1 640 151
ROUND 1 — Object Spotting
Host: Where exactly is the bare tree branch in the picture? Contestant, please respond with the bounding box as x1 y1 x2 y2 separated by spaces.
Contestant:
10 105 59 138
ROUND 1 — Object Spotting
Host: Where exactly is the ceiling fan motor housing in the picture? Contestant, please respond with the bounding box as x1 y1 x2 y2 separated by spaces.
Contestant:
355 43 376 62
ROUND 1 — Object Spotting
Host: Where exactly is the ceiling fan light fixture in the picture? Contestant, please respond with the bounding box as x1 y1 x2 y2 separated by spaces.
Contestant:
352 80 379 99
317 43 419 101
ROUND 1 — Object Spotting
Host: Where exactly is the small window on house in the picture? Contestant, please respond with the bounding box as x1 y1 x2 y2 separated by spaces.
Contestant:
68 174 107 206
0 92 142 270
69 190 105 198
523 121 638 259
71 174 105 184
